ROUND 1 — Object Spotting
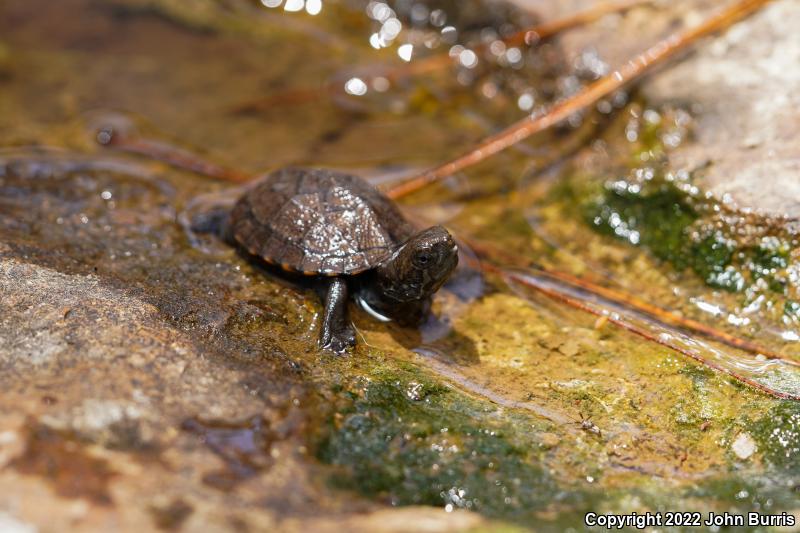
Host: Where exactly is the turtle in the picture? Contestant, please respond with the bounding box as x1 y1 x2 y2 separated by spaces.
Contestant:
223 167 459 353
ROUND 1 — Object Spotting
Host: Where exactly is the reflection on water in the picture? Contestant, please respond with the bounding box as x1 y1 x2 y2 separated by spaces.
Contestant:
179 186 248 255
182 415 274 490
506 269 800 400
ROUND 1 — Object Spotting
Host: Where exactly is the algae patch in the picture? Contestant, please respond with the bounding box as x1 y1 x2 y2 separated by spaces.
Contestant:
315 361 579 523
535 103 800 316
751 401 800 473
579 173 797 297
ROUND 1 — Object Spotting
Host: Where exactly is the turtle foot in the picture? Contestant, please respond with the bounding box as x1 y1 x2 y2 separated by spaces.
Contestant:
320 325 356 355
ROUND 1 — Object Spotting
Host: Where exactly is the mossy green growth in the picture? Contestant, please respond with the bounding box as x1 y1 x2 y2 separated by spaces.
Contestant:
670 365 715 429
784 301 800 322
686 476 799 532
315 361 586 524
679 402 800 529
579 175 793 295
750 401 800 474
597 180 696 267
688 232 743 292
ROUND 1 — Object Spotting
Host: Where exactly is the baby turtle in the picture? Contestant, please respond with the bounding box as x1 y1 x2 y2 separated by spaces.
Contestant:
226 167 458 353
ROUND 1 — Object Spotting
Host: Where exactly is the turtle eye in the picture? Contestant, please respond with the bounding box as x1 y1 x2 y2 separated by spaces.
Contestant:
416 252 431 265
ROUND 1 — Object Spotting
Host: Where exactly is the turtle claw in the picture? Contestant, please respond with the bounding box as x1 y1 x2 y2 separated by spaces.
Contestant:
321 326 356 354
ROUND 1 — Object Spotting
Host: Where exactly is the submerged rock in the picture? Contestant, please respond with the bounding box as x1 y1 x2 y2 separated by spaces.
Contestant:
0 254 491 531
519 0 800 220
647 1 800 220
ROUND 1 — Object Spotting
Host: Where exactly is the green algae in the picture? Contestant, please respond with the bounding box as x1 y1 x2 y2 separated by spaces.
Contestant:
538 102 800 311
313 350 800 529
670 365 718 430
577 170 797 303
316 361 568 521
751 401 800 473
583 177 699 269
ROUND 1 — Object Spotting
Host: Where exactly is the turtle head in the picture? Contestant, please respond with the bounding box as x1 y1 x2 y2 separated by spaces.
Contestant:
375 225 459 304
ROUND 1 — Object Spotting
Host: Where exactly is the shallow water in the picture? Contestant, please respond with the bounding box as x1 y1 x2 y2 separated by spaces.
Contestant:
2 0 800 530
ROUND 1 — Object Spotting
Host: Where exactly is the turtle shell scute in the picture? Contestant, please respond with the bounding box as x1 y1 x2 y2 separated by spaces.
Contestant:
229 167 415 275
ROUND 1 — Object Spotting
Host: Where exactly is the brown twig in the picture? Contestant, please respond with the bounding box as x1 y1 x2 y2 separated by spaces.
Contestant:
462 235 800 366
231 0 651 114
500 271 800 400
386 0 773 199
97 128 254 184
536 267 800 365
497 265 800 401
503 0 652 46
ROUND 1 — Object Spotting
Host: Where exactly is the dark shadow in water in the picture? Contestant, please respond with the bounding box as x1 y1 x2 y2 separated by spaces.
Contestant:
181 415 274 491
377 316 480 366
377 256 484 365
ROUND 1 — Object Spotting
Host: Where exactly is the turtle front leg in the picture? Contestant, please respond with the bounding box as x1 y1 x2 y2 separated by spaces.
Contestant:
319 277 356 353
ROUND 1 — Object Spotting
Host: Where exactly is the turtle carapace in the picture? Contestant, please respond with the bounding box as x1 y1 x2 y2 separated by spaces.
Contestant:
227 167 458 352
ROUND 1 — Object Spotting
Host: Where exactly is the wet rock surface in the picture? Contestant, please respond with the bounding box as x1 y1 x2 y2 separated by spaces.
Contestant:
2 0 800 531
0 244 485 532
0 255 304 530
520 0 800 219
